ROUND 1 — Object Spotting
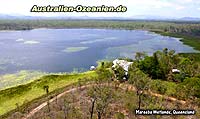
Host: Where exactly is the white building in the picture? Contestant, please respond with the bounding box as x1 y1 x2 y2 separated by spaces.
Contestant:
112 59 133 72
90 66 96 70
172 69 180 73
112 59 133 80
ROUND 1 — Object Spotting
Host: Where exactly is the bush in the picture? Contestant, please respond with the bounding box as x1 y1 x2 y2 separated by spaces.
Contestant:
181 77 200 98
114 112 125 119
150 80 177 96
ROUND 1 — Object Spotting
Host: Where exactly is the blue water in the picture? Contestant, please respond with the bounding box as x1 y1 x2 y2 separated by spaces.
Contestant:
0 29 198 74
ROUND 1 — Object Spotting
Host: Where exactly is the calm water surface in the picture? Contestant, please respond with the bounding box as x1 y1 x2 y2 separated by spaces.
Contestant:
0 29 198 74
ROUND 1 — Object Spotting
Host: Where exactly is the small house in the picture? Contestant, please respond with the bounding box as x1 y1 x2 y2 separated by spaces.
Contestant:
90 66 96 70
172 69 180 74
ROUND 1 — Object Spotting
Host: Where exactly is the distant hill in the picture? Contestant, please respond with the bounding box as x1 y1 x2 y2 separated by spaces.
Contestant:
0 14 42 19
179 17 200 21
0 14 200 21
130 15 173 20
130 15 200 21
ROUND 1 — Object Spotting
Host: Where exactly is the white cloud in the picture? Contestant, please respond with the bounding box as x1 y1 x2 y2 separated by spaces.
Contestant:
174 0 193 3
16 38 24 42
182 0 193 3
0 0 199 17
175 6 185 10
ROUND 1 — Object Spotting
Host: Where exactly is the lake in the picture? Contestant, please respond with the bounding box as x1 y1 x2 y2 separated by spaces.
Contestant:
0 29 199 74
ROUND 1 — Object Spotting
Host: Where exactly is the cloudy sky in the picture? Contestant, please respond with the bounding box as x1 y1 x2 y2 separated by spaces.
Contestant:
0 0 200 18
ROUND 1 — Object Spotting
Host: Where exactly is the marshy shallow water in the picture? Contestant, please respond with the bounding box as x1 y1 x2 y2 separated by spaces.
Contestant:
0 28 199 74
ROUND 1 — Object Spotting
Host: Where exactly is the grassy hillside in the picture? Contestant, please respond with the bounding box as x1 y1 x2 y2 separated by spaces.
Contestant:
0 71 97 116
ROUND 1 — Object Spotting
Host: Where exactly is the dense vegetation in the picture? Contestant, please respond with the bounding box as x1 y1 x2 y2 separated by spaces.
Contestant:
136 48 200 80
129 49 200 100
0 20 200 35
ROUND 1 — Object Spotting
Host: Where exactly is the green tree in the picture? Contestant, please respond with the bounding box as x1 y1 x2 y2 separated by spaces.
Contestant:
113 65 125 82
43 85 50 112
135 52 146 61
182 77 200 98
43 85 49 95
128 64 150 109
88 85 114 119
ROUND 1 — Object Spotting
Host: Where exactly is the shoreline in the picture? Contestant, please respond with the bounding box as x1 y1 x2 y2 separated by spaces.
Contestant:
0 27 199 51
152 31 200 51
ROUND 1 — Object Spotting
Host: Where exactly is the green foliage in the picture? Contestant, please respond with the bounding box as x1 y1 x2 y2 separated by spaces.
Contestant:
137 55 163 79
150 80 167 94
150 80 177 96
136 49 200 81
114 112 125 119
88 85 114 119
96 66 113 82
97 61 113 69
113 65 125 81
173 73 185 82
43 85 49 94
181 77 200 98
128 63 150 87
135 52 146 61
179 53 200 62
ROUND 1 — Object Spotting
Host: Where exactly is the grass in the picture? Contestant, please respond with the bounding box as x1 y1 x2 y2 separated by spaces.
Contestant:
179 53 200 61
0 70 46 90
62 47 88 53
153 31 200 51
0 71 97 116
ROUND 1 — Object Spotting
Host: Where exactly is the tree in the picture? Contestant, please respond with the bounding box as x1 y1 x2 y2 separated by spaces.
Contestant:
43 85 49 95
128 64 150 109
113 65 125 82
88 85 97 119
137 49 181 81
43 85 50 112
96 64 112 81
138 55 162 79
88 84 113 119
63 99 70 119
96 87 113 119
135 52 146 61
182 77 200 98
89 96 97 119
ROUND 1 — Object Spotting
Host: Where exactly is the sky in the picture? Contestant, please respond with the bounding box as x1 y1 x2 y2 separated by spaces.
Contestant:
0 0 200 18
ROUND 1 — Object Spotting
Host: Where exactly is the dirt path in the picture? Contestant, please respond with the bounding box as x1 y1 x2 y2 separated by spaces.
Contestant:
22 85 91 119
23 83 187 119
